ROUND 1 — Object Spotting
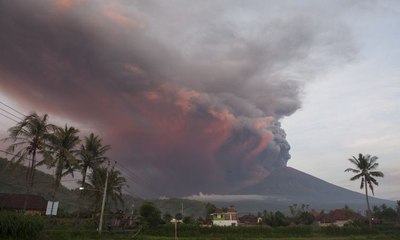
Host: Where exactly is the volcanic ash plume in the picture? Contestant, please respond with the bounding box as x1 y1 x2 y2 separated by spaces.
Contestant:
0 0 356 196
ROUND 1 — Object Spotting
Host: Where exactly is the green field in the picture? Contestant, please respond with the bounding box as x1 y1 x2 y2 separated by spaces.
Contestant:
42 232 400 240
41 224 400 240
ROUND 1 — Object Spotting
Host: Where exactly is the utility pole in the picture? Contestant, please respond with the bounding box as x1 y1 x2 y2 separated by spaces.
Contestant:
181 202 183 218
171 218 182 240
98 161 110 234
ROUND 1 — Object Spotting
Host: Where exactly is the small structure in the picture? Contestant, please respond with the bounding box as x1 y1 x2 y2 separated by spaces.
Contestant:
316 208 364 227
0 193 47 215
211 205 238 226
239 214 262 225
110 210 136 229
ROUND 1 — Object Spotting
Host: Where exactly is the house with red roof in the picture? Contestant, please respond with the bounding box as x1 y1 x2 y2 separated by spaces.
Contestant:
316 208 364 227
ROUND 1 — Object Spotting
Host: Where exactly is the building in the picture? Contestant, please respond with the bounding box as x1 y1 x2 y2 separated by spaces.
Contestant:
316 208 364 227
211 205 238 226
239 214 262 225
0 193 47 215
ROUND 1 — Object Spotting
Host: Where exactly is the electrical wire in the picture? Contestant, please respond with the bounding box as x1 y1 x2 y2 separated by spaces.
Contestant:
0 107 24 121
0 100 26 117
0 111 19 123
115 161 167 197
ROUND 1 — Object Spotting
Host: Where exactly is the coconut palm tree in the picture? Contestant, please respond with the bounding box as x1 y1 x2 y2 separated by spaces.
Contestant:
86 164 127 212
3 113 56 200
47 125 80 199
345 153 384 228
78 133 110 188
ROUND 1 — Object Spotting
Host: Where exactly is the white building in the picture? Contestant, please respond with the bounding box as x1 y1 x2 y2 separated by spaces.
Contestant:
211 205 238 227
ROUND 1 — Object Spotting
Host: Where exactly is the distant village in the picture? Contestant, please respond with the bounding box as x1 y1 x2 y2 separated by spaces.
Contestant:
1 192 395 230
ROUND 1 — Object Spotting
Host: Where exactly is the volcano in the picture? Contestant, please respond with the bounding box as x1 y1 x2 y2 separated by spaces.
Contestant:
222 167 395 213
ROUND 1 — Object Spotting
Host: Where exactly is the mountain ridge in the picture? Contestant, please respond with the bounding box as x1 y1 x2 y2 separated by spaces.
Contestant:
225 166 395 213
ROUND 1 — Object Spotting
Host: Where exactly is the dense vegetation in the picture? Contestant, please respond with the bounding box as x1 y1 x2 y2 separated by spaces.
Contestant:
35 219 400 240
0 211 44 240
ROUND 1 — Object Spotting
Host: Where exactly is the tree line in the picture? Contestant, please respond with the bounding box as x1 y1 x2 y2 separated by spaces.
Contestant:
138 200 400 228
1 112 126 212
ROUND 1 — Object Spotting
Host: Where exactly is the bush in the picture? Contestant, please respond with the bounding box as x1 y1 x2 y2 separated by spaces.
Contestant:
0 211 44 240
140 224 312 238
319 225 378 236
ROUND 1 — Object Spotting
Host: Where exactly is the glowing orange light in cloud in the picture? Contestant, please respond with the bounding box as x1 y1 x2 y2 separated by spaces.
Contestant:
124 64 145 75
56 0 74 9
144 91 160 101
103 4 145 29
253 116 274 129
246 130 273 162
175 88 201 113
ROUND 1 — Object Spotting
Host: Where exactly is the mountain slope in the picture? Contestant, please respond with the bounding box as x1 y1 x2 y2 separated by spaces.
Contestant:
230 166 394 212
0 158 81 212
0 158 207 217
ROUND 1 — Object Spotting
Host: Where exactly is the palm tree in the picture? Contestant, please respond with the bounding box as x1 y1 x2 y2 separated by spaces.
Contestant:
86 164 127 212
78 133 110 188
345 153 384 228
47 125 80 199
3 113 56 210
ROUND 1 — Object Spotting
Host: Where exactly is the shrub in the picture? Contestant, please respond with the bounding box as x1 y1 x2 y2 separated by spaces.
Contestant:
319 225 378 236
0 211 44 240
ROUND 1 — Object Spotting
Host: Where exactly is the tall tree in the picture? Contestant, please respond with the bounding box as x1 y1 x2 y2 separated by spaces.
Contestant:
78 133 110 188
86 164 126 212
140 201 161 227
47 125 80 199
345 153 384 228
3 113 56 209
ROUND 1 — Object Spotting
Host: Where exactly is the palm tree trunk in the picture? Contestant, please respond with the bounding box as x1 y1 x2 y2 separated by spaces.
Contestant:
23 150 36 212
81 167 87 187
23 161 31 212
75 167 88 226
30 150 37 189
53 165 62 201
365 176 372 228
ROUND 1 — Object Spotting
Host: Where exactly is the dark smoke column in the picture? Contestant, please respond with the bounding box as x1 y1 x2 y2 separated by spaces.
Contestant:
265 121 291 168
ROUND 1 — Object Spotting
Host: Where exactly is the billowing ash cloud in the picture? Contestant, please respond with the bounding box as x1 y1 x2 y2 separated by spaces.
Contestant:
0 0 356 196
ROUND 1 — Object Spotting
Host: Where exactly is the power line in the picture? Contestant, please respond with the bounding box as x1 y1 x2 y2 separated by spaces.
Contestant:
115 161 167 197
0 112 19 123
0 100 26 117
0 107 24 121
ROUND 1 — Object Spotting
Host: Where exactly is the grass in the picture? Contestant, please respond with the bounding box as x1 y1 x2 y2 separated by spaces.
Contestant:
40 234 400 240
39 225 400 240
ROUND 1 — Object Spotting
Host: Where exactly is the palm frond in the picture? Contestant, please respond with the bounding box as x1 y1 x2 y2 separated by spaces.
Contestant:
348 157 359 167
367 180 375 195
350 173 362 181
369 162 379 170
345 168 360 173
370 171 384 177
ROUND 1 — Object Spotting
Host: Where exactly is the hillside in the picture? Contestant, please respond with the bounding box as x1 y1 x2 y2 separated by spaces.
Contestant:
230 166 395 213
0 158 208 217
0 158 81 212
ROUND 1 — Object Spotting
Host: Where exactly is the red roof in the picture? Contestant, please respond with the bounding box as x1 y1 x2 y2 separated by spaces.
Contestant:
316 209 364 223
239 214 259 224
214 208 223 214
0 193 47 211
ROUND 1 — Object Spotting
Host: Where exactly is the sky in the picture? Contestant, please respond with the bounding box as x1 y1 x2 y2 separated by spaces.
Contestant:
0 0 398 200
